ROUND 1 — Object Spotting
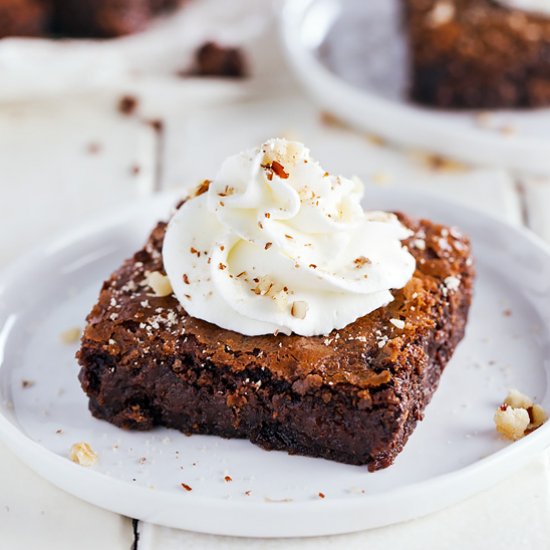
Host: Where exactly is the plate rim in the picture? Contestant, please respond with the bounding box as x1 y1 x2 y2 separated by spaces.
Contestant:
1 187 550 537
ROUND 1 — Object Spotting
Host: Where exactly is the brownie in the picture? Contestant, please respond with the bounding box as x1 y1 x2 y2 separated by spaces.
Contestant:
0 0 183 39
403 0 550 108
0 0 50 39
77 212 474 470
50 0 153 38
149 0 181 12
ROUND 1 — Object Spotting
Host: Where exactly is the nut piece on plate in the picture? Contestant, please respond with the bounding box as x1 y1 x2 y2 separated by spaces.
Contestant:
494 389 548 441
69 442 98 467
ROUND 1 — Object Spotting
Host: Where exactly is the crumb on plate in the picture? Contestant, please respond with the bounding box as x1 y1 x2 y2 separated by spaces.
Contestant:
69 442 98 467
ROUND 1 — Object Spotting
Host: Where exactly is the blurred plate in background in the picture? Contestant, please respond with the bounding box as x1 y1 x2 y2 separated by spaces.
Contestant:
0 0 265 101
281 0 550 176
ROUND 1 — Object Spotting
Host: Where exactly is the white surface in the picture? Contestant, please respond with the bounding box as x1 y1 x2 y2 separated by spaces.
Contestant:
522 176 550 244
281 0 550 176
1 188 550 537
0 94 156 265
0 443 133 550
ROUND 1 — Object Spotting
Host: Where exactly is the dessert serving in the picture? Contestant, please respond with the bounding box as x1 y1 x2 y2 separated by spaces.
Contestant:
0 0 183 39
77 139 474 470
403 0 550 108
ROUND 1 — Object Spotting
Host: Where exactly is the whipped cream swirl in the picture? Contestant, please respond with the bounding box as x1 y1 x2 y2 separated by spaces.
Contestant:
163 139 416 336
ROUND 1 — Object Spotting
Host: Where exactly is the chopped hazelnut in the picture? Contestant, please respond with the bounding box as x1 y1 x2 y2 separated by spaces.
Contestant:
70 442 98 467
494 405 530 441
146 271 173 297
494 390 548 440
291 301 308 319
354 256 371 268
443 276 460 291
530 404 548 430
271 160 289 179
426 0 455 27
254 276 274 296
59 327 81 344
272 290 288 310
194 179 211 197
504 389 533 409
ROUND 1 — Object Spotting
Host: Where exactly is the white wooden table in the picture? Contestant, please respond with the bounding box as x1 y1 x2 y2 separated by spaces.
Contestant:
1 48 550 550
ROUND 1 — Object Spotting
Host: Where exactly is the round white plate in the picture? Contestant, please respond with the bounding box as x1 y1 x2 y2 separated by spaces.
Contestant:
1 187 550 538
281 0 550 176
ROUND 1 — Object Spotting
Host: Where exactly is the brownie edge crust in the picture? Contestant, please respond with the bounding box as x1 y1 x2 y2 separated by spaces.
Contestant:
77 214 474 471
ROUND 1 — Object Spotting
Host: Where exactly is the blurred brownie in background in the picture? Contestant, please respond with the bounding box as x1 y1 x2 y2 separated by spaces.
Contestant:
149 0 181 11
0 0 184 39
403 0 550 108
0 0 50 38
50 0 152 38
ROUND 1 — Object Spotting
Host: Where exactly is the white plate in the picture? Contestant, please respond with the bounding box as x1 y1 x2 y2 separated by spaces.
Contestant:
1 187 550 538
281 0 550 176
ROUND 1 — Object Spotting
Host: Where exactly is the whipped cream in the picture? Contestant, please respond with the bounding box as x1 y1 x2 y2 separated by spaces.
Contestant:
495 0 550 15
163 139 416 336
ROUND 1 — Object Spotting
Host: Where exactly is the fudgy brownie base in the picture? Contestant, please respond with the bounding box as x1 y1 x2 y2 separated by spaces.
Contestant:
403 0 550 108
78 213 474 470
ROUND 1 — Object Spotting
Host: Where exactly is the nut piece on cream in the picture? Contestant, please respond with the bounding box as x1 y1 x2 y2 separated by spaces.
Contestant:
162 139 416 336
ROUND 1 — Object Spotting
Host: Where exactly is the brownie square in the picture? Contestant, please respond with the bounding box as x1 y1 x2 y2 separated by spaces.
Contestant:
403 0 550 108
77 212 474 470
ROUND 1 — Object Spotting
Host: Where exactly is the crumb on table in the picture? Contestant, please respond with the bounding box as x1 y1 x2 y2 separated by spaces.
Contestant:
188 42 247 78
118 95 139 116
